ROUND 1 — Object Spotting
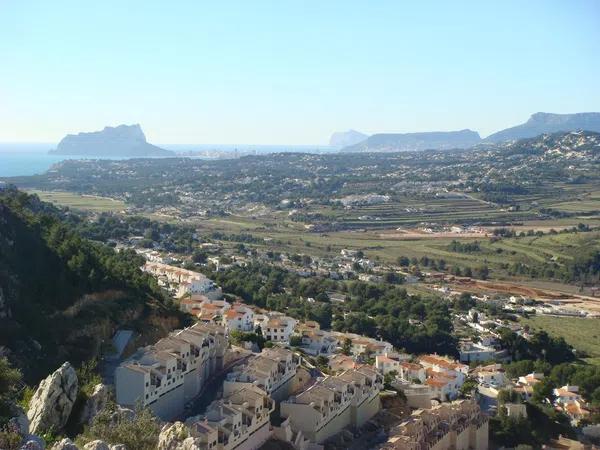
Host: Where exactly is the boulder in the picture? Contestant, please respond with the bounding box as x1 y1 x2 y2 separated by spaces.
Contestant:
82 441 110 450
109 445 126 450
108 405 135 426
8 404 29 436
80 384 111 424
19 439 44 450
158 422 204 450
27 362 78 434
51 438 79 450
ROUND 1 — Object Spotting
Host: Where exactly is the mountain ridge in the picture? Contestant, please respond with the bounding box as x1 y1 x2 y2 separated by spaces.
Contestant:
484 112 600 143
342 129 481 152
338 112 600 152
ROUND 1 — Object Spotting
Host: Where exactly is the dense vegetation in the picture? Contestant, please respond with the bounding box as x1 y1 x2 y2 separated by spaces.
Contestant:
0 188 186 381
206 262 457 356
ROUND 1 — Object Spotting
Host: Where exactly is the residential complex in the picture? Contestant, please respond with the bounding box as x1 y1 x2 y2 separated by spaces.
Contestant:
186 385 274 450
224 347 301 401
280 366 383 443
115 322 227 420
143 261 219 298
381 400 488 450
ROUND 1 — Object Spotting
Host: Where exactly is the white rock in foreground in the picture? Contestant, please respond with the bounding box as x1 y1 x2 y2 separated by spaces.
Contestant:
27 362 78 434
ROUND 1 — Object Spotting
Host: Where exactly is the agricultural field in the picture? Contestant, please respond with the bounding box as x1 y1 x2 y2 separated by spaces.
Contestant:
27 189 127 212
521 315 600 360
200 213 600 283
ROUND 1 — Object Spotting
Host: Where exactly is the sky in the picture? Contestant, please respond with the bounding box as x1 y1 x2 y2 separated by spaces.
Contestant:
0 1 599 145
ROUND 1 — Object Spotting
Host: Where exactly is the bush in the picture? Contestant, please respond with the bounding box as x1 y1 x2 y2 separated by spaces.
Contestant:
78 402 160 450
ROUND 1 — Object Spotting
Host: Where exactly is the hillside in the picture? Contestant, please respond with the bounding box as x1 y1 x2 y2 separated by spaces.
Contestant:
0 187 185 382
50 124 174 157
485 112 600 143
342 129 481 152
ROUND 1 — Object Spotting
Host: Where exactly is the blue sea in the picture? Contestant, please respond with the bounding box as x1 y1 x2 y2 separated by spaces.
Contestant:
0 144 65 177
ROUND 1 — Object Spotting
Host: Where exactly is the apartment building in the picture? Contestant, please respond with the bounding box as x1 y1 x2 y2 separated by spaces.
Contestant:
115 322 227 420
224 347 301 402
143 261 218 298
381 400 489 450
280 366 383 444
187 385 274 450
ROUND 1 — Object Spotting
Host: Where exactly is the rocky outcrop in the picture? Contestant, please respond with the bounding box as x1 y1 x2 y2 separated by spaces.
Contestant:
8 404 29 436
50 124 174 157
158 422 203 450
49 440 124 450
19 439 44 450
82 441 110 450
51 438 79 450
79 384 111 425
27 362 78 434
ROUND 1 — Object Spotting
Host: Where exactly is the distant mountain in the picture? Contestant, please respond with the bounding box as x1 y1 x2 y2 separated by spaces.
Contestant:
50 124 174 157
329 129 369 148
485 112 600 143
343 129 481 152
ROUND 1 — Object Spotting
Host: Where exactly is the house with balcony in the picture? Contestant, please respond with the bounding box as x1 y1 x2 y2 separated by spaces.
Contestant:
224 347 301 402
280 366 383 444
115 322 227 420
223 303 255 332
381 400 488 450
187 385 274 450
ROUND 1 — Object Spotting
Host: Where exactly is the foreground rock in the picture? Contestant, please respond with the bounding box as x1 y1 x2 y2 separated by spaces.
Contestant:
51 439 79 450
158 422 203 450
79 384 111 424
27 362 78 434
83 441 110 450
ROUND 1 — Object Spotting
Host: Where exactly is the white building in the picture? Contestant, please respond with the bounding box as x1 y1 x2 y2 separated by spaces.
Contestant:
472 363 507 388
143 262 218 298
330 332 393 356
295 325 338 356
115 322 227 420
459 341 498 363
375 352 412 375
224 347 301 402
255 314 297 343
187 385 274 450
223 303 255 332
280 366 383 444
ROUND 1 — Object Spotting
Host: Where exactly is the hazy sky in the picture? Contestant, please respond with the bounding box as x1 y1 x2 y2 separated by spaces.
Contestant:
1 1 599 145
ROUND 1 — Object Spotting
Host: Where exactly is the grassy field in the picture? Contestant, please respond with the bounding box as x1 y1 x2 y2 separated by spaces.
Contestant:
521 315 600 359
198 213 599 285
27 189 127 212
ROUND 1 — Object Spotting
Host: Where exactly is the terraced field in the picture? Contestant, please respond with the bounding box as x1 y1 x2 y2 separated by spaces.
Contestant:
319 196 535 229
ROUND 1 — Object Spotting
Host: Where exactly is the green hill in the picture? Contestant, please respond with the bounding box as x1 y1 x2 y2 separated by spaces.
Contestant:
0 187 186 382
